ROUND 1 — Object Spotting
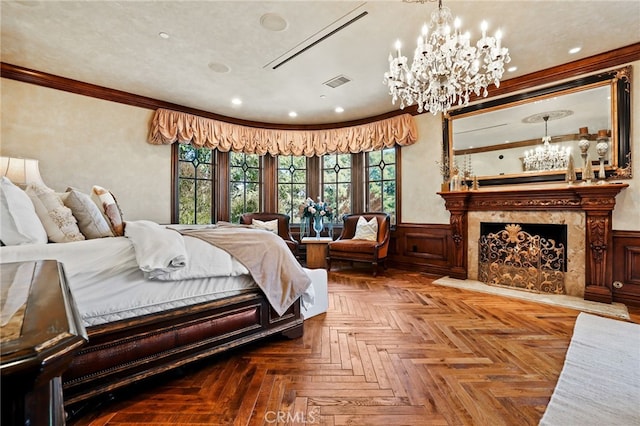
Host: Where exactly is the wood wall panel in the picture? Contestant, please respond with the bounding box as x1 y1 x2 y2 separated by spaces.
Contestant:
612 230 640 307
389 224 452 276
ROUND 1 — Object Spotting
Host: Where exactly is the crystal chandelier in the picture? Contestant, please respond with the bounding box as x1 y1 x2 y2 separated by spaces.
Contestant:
523 115 571 172
384 0 510 114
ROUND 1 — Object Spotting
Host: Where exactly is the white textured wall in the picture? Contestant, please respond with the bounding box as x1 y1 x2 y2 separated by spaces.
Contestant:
400 112 450 224
2 61 638 230
0 78 172 224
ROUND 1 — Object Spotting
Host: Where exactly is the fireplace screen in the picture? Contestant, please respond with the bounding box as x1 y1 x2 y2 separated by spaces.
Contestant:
478 223 566 294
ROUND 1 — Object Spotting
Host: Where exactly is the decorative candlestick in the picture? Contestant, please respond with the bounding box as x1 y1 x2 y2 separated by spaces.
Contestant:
577 127 591 182
565 154 576 184
595 129 609 184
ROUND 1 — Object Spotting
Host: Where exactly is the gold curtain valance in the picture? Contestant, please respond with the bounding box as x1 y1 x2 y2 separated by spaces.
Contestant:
147 108 418 156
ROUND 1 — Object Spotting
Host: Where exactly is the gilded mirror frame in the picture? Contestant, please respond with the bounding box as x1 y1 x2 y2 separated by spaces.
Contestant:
443 66 632 186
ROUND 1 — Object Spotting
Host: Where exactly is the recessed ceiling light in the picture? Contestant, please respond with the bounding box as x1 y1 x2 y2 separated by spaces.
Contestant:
289 111 298 118
335 107 344 113
569 46 581 54
319 95 327 99
231 98 242 105
260 13 288 32
158 32 170 39
507 66 518 73
208 62 230 73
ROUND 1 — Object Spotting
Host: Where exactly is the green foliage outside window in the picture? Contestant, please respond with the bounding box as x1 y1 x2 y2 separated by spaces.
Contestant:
322 154 352 224
177 144 213 224
230 152 260 223
366 148 396 224
277 156 307 223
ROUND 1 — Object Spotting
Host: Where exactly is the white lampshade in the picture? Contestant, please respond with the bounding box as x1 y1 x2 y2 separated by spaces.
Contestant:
0 156 46 187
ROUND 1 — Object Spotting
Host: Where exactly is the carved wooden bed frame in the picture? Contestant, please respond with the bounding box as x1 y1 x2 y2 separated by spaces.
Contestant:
62 289 302 412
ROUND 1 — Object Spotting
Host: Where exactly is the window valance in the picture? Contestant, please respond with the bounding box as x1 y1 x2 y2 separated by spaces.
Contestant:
148 108 418 156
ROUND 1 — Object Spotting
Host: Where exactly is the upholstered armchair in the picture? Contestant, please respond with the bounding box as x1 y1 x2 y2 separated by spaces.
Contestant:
327 212 391 277
239 212 299 258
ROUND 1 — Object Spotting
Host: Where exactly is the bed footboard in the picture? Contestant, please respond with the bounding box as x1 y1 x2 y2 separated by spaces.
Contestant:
63 291 302 408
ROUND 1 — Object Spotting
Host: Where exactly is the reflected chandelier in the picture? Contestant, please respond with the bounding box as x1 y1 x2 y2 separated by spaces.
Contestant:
523 115 571 172
384 0 510 114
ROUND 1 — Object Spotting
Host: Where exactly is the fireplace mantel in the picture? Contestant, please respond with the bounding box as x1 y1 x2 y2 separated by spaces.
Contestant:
438 182 629 303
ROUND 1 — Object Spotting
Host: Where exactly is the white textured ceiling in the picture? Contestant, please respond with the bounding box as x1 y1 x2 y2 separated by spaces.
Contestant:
2 1 639 125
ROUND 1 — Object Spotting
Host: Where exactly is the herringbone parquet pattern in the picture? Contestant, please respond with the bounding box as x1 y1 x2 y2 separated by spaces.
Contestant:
70 268 638 426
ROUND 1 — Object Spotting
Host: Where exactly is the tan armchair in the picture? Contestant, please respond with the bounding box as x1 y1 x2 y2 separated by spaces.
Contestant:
327 212 391 277
239 212 299 257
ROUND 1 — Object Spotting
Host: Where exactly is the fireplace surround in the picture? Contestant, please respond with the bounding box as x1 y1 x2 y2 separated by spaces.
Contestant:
439 182 628 303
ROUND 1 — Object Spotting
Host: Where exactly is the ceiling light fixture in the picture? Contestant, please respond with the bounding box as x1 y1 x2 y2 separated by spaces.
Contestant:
158 32 170 39
231 98 242 105
384 0 510 114
523 115 571 172
569 46 581 54
335 107 344 113
289 111 298 118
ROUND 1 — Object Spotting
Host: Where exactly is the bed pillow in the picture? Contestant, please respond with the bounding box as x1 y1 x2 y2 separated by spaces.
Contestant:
0 177 48 245
353 216 378 241
63 187 114 239
252 218 279 234
25 183 85 243
91 185 125 236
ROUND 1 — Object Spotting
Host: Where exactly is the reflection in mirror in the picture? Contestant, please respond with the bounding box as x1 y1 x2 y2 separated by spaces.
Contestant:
444 66 631 186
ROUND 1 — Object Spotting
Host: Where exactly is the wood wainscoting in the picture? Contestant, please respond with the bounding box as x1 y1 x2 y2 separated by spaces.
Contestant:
389 225 640 308
388 224 453 276
612 230 640 307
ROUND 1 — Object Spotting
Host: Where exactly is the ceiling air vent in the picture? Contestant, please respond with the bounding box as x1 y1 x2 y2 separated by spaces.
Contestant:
324 75 351 89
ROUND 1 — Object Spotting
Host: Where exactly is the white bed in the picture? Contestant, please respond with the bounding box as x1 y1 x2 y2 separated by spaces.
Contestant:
0 175 327 409
1 228 325 326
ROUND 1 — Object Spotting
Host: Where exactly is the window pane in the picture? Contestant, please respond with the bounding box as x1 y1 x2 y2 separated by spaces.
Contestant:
383 164 396 180
179 161 195 178
277 155 307 222
195 180 212 224
178 178 195 224
230 152 261 221
322 154 351 220
178 146 214 224
366 147 396 224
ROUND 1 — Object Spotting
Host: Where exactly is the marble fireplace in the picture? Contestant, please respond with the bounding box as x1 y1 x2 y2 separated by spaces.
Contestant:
439 182 628 303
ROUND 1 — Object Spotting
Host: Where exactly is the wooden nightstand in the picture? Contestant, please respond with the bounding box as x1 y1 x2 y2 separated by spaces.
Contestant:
1 260 87 426
301 237 333 269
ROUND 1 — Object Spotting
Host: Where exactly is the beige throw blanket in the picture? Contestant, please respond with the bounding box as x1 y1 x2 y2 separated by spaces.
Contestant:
180 225 311 316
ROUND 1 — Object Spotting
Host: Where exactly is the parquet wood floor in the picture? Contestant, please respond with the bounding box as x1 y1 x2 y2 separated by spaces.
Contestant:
70 268 640 426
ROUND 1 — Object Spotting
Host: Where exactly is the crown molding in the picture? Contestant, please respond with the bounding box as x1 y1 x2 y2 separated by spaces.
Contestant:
2 42 639 129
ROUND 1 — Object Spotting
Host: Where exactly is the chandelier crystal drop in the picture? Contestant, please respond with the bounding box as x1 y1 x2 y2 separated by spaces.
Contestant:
523 115 571 172
384 0 510 114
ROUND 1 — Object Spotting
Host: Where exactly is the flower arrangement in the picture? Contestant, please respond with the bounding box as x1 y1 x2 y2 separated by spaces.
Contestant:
300 197 333 220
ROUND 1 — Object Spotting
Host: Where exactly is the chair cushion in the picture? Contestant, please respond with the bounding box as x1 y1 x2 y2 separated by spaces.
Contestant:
353 216 378 241
251 218 278 234
329 239 377 255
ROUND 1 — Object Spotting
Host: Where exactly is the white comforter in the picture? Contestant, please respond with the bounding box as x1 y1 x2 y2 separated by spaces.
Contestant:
0 220 317 326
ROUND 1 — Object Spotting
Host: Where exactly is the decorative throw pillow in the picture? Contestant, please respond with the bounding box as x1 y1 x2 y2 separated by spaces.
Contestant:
26 183 85 243
91 185 125 236
252 218 279 234
353 216 378 241
0 177 47 245
63 187 114 239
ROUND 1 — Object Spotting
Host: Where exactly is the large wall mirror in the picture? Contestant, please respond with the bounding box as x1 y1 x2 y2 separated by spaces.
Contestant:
443 66 631 186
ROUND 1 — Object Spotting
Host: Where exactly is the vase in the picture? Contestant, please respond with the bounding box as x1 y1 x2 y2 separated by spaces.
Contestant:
313 216 323 238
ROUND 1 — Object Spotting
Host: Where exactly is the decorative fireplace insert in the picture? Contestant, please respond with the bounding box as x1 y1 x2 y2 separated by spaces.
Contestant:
478 222 567 294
